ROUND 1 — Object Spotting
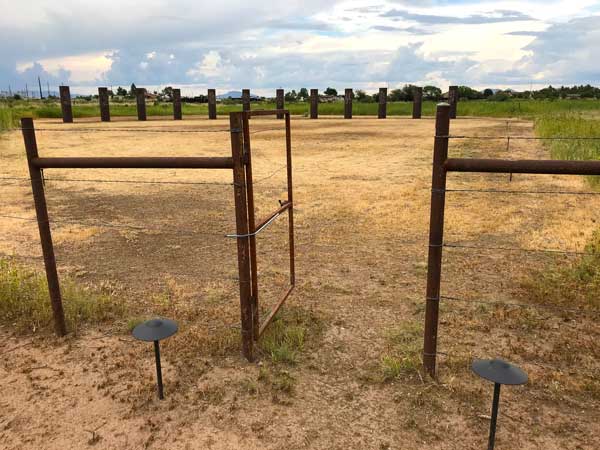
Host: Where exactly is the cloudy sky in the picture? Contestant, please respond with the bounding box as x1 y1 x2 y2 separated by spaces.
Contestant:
2 0 600 95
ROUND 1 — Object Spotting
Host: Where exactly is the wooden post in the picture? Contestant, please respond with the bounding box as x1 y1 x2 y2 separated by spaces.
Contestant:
136 88 147 121
449 86 458 119
378 87 387 119
21 118 67 336
242 89 251 112
229 112 254 361
423 103 450 377
344 88 353 119
413 86 423 119
208 89 217 120
98 87 110 122
310 89 318 119
276 89 284 119
173 88 182 120
59 86 73 123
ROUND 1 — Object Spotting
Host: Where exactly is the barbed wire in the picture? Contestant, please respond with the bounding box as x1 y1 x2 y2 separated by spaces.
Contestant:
443 243 594 256
253 164 288 184
440 294 600 316
0 176 233 187
437 188 600 196
442 135 600 141
426 349 598 379
9 127 234 133
0 214 232 237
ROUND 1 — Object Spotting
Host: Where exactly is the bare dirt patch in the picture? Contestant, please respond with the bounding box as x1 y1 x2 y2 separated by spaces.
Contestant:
0 115 598 449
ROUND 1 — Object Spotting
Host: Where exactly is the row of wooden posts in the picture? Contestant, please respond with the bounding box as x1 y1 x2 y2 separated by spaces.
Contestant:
57 85 460 123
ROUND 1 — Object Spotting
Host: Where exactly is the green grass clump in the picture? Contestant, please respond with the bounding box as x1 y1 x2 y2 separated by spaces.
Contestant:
0 106 21 131
258 306 321 365
0 259 125 334
380 321 423 381
535 113 600 186
523 230 600 311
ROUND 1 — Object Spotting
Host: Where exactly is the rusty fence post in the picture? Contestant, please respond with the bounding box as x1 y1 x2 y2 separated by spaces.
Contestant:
423 103 450 377
241 112 259 340
276 89 284 119
344 88 353 119
173 88 182 120
310 89 318 119
378 87 387 119
208 89 217 120
413 86 423 119
136 88 147 121
59 86 73 123
98 87 110 122
242 89 251 112
285 112 296 286
449 86 458 119
230 112 254 361
21 118 67 336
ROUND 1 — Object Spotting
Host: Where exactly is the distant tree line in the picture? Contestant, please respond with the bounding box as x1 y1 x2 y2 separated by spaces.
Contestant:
5 83 600 103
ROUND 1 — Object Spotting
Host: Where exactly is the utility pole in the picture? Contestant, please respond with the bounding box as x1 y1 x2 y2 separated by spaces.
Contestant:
8 85 12 97
25 83 29 99
38 76 43 99
47 81 50 97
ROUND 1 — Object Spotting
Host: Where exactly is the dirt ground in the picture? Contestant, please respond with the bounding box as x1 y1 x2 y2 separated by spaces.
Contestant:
0 114 599 450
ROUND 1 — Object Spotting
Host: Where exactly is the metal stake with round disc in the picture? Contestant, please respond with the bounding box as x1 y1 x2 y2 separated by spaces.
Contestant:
472 358 528 450
132 318 178 399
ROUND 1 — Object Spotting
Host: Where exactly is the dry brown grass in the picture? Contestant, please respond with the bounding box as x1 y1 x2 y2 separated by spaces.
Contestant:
0 115 599 449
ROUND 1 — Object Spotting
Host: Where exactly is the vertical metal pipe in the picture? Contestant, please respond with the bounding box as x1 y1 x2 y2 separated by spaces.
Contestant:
449 86 458 119
242 112 259 340
488 383 501 450
173 88 182 120
276 89 284 119
310 89 318 119
230 112 254 361
154 340 164 399
423 103 450 377
59 86 73 123
98 87 110 122
136 88 147 121
285 112 296 285
242 89 251 112
344 88 353 119
21 118 67 336
208 89 217 120
378 87 387 119
413 87 423 119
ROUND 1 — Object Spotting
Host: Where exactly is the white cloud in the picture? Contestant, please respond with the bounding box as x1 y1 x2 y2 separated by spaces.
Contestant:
2 0 599 93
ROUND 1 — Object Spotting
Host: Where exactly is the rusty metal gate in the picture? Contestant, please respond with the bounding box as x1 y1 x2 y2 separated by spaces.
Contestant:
20 109 295 361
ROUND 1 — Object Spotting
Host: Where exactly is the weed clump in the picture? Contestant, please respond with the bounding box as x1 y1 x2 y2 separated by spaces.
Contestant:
0 259 125 333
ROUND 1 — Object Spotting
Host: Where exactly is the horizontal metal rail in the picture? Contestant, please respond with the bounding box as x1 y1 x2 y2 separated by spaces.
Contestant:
247 109 289 117
31 156 234 170
445 158 600 175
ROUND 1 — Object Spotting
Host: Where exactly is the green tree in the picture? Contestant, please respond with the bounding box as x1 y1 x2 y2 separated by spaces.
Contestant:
423 85 442 100
298 88 309 101
389 88 405 101
284 90 297 101
458 86 483 100
116 86 127 96
324 87 337 96
129 83 137 97
161 86 174 101
483 88 494 98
